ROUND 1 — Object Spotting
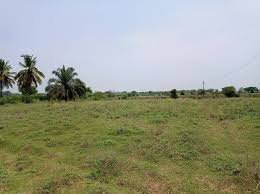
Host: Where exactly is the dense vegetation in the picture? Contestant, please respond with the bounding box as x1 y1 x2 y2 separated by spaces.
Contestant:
0 98 259 193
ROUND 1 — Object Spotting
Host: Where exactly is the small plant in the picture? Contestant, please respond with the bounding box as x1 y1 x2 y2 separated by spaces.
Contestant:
39 179 55 194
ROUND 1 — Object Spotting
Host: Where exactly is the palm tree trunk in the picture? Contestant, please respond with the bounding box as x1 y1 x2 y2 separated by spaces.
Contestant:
65 88 68 101
0 80 3 97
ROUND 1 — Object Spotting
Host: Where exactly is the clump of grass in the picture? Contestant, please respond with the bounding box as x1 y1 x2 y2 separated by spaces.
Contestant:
116 128 131 135
79 140 90 148
137 139 173 162
138 129 210 162
208 154 260 192
87 155 122 182
0 167 8 184
103 139 116 146
238 159 259 189
174 129 210 160
46 139 59 147
15 155 33 172
108 127 144 136
149 112 171 124
0 136 6 145
208 154 241 176
38 172 81 194
86 187 109 194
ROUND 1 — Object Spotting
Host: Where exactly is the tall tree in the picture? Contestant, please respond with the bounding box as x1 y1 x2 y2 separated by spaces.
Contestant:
15 55 45 95
46 65 87 101
0 59 16 97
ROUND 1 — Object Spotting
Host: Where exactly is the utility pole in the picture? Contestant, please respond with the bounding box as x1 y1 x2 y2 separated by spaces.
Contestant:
202 80 205 97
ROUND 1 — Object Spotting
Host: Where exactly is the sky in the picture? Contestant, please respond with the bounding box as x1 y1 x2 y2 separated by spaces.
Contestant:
0 0 260 92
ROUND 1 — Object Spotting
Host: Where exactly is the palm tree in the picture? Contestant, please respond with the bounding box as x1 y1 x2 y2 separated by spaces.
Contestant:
46 65 87 101
15 55 45 95
0 59 16 97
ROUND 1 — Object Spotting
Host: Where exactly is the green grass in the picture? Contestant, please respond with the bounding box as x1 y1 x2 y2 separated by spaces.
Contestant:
0 98 259 193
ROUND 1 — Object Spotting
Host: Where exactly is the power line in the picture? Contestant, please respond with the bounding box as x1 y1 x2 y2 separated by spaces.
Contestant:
207 54 259 87
220 55 257 80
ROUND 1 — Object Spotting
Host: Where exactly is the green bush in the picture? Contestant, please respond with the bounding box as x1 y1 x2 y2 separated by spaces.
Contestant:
120 94 128 100
222 86 238 98
21 95 33 103
0 94 49 105
32 93 48 101
170 89 178 99
92 92 106 100
0 96 18 105
0 98 6 105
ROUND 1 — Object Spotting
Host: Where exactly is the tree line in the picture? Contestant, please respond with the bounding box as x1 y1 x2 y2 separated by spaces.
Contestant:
0 55 88 101
1 55 259 104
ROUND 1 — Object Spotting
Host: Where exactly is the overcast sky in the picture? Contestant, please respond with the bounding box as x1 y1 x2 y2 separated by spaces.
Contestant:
0 0 260 92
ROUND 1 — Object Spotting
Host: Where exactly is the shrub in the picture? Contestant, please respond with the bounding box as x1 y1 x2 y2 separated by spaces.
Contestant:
197 89 205 96
244 87 259 93
170 89 178 99
105 91 115 98
0 96 18 105
130 91 138 96
0 98 6 105
92 92 106 100
120 94 128 100
21 95 33 103
222 86 238 97
32 93 48 101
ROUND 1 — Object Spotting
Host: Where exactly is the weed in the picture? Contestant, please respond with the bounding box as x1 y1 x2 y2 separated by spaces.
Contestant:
174 129 208 160
38 172 80 194
88 155 121 182
208 154 241 176
0 167 8 184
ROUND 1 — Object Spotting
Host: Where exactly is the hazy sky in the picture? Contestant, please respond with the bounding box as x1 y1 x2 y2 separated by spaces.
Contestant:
1 0 260 92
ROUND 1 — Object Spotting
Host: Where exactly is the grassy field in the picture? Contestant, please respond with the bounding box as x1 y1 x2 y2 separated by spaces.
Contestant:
0 98 259 193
